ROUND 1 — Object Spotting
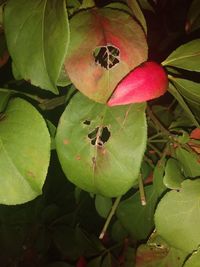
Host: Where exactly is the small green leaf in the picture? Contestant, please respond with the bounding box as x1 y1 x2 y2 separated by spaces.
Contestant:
163 39 200 72
126 0 147 34
0 98 50 204
155 179 200 252
168 83 200 128
175 147 200 177
117 185 158 240
183 249 200 267
4 0 70 93
95 195 112 218
163 158 184 189
56 93 147 197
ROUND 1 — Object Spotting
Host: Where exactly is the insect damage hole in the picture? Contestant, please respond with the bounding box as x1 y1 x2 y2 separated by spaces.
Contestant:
88 126 111 146
93 45 120 70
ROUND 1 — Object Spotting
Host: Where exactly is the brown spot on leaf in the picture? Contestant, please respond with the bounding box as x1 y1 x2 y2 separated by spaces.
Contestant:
27 171 35 178
76 155 81 160
63 139 69 145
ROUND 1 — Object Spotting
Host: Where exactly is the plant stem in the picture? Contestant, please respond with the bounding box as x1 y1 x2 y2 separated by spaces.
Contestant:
148 143 162 157
144 155 155 169
138 173 146 206
146 105 173 138
99 196 121 239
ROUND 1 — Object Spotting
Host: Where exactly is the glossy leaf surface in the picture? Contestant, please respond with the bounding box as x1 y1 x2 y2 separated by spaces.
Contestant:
65 8 147 103
155 179 200 252
4 0 69 93
0 98 50 204
56 93 147 197
183 249 200 267
163 39 200 72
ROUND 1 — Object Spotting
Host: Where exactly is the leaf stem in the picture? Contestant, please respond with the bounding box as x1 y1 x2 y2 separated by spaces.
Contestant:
138 173 146 206
99 196 121 239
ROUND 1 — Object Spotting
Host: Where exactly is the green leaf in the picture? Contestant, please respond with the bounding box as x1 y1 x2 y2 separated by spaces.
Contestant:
56 93 147 197
0 91 11 112
153 158 167 197
80 0 95 9
175 147 200 177
172 78 200 105
163 158 184 190
56 64 72 87
162 39 200 72
117 185 158 240
168 83 200 127
105 2 132 15
111 220 128 242
126 0 147 34
0 98 50 205
155 179 200 253
95 195 112 218
183 249 200 267
137 0 154 12
187 0 200 33
4 0 69 93
65 7 147 103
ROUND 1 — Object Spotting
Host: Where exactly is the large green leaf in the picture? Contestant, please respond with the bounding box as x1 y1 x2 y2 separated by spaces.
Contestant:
4 0 69 93
0 98 50 205
172 78 200 105
162 39 200 72
117 185 158 240
65 7 147 103
183 249 200 267
56 93 147 197
155 179 200 253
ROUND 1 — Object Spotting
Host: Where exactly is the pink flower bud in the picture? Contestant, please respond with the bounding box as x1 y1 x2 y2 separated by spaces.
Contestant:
107 61 168 106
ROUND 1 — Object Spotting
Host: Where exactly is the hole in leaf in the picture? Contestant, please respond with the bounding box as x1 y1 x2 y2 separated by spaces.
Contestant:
88 127 99 140
83 120 91 125
93 45 120 70
88 126 111 146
